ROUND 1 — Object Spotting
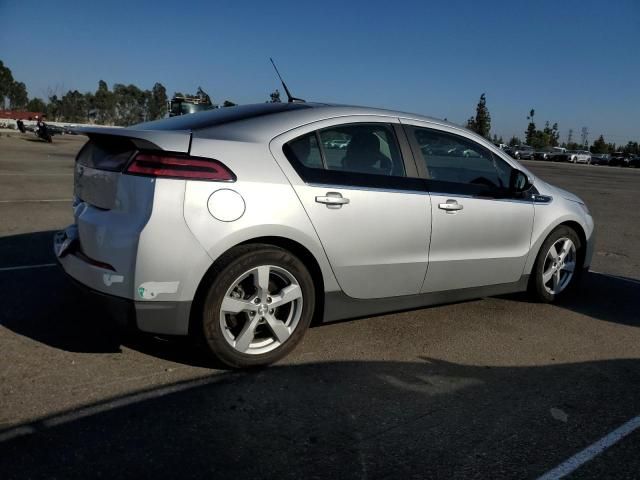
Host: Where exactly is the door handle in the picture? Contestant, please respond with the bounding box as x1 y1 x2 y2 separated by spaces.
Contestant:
438 199 463 213
316 192 350 209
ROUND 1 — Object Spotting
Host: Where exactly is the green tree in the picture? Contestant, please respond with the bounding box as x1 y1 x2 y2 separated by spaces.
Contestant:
590 135 608 154
60 90 87 122
623 141 639 155
474 93 491 138
542 121 560 147
46 94 62 121
465 93 491 138
508 136 521 147
525 109 536 145
530 130 551 150
113 83 147 126
26 97 46 113
9 81 28 110
0 60 15 109
269 89 281 103
148 82 168 120
95 80 116 124
465 116 477 132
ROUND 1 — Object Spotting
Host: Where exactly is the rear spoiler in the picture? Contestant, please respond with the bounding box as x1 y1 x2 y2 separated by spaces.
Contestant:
74 126 192 153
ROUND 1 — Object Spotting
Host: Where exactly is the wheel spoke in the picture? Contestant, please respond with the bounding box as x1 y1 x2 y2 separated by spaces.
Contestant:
253 265 271 296
552 270 561 291
563 261 576 273
559 239 573 261
234 316 260 353
548 244 559 261
542 267 555 284
271 284 302 308
221 296 255 314
264 314 290 344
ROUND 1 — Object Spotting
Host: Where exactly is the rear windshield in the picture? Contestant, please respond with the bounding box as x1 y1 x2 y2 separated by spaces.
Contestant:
77 137 135 172
134 103 311 132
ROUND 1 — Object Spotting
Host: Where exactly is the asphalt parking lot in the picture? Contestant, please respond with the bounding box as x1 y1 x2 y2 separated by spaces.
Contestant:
1 132 639 479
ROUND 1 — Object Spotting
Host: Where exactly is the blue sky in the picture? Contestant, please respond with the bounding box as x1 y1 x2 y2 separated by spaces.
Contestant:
1 0 638 143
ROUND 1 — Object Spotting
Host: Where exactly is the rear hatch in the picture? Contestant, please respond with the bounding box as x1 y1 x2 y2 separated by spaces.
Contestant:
74 127 191 209
63 127 192 297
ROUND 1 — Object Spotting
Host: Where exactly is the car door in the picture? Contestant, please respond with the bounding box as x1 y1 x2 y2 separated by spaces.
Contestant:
402 122 535 293
270 118 431 299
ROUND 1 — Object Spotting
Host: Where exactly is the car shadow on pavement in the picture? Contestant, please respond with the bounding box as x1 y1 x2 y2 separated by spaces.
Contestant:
2 356 640 479
1 230 639 362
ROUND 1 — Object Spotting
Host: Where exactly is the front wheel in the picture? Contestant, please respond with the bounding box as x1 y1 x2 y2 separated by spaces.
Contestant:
199 244 315 368
529 226 582 302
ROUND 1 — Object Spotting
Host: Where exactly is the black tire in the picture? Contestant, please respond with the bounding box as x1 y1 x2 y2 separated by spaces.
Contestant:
529 226 582 303
199 244 315 368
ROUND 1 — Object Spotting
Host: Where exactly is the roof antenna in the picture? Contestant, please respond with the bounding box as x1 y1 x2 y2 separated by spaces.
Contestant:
270 58 305 103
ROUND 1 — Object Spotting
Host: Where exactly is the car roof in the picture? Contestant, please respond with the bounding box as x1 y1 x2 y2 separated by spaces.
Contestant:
134 102 464 142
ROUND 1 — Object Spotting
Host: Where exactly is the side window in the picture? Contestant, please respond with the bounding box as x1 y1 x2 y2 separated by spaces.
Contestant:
318 124 405 177
282 132 323 169
283 123 423 191
410 127 511 194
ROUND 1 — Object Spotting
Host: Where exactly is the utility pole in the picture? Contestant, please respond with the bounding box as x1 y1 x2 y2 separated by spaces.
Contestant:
581 127 589 148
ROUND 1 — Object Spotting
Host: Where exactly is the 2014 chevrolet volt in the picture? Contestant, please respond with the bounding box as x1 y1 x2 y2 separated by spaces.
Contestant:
55 103 594 368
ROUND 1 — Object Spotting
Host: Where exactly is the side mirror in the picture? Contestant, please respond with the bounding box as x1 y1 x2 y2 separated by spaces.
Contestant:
510 169 532 194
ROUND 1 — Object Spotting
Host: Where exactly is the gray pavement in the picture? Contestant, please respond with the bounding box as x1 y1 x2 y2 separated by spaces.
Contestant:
1 132 639 479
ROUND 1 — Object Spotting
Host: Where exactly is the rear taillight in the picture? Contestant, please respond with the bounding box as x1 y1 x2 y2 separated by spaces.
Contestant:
125 153 236 181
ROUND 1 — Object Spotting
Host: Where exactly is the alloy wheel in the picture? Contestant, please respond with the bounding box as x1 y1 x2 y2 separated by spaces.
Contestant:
219 265 303 355
542 237 577 295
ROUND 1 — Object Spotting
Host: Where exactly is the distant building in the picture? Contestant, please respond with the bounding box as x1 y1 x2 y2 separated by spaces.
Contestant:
0 110 45 120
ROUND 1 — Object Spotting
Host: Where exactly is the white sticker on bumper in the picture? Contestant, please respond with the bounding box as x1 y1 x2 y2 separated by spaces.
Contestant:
103 274 124 287
137 281 180 299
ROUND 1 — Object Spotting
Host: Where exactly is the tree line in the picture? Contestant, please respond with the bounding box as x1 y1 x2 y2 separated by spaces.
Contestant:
465 93 639 155
1 60 170 125
0 59 283 126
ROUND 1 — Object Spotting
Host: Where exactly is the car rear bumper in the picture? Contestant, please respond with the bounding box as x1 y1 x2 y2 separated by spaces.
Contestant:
55 232 193 336
61 265 193 336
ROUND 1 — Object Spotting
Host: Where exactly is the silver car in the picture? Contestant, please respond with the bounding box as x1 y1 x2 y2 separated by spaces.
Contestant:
54 103 595 368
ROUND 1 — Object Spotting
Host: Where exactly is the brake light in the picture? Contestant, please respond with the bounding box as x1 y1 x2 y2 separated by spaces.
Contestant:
125 153 236 181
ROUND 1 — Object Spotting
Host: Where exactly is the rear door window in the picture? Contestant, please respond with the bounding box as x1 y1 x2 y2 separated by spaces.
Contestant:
283 123 424 191
318 124 405 177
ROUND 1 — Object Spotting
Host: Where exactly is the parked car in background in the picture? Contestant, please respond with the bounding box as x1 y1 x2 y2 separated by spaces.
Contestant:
590 153 610 166
54 102 594 368
506 145 534 160
554 150 591 164
533 150 554 161
629 156 640 168
610 152 631 167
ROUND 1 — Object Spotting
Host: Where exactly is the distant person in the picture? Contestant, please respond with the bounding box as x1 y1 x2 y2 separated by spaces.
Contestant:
16 119 25 133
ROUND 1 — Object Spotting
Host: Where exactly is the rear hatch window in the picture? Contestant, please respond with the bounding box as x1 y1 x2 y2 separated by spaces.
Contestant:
77 136 136 172
75 137 139 209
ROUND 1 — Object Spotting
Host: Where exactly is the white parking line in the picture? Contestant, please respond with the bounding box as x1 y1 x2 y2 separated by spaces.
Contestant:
0 199 71 204
0 372 232 442
537 415 640 480
0 263 57 272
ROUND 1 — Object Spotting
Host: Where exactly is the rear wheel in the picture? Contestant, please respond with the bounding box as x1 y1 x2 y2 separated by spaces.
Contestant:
529 226 582 302
199 244 315 368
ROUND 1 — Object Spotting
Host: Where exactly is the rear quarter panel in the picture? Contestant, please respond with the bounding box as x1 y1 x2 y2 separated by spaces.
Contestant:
183 137 340 293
